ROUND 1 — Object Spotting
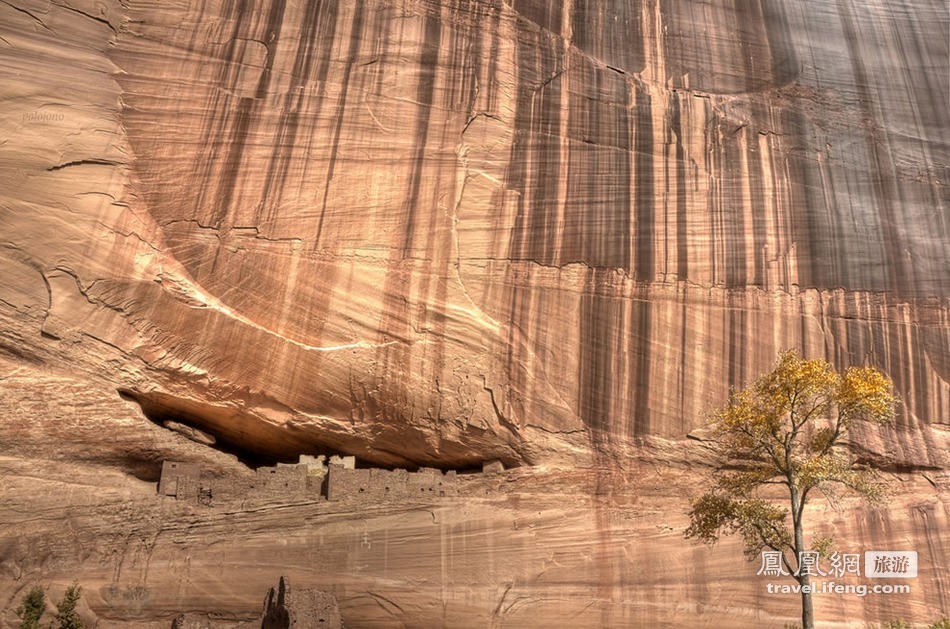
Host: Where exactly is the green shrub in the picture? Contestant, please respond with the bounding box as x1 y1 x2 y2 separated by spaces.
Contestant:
929 619 950 629
880 622 912 629
53 584 84 629
15 586 45 629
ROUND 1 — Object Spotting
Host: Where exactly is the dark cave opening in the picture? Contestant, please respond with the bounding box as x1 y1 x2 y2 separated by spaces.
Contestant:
118 389 511 479
118 388 288 471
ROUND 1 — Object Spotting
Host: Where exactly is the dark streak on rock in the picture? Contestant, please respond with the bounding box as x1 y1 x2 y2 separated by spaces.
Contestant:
261 0 337 231
398 14 441 256
577 272 614 444
629 290 652 436
670 95 689 278
209 0 288 232
315 0 362 248
634 88 654 281
837 0 905 296
509 25 563 266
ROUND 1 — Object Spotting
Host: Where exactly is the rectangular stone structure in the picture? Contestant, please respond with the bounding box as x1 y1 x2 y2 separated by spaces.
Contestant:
158 461 201 497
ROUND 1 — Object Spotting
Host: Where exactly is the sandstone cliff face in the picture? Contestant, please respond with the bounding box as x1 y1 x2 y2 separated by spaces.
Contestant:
1 0 947 468
0 0 947 626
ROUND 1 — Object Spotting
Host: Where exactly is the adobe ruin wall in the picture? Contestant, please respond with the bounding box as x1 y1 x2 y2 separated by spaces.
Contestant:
157 456 501 506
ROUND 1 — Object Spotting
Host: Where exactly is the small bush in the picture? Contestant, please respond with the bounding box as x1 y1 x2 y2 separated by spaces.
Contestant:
929 619 950 629
53 584 84 629
880 622 912 629
15 586 45 629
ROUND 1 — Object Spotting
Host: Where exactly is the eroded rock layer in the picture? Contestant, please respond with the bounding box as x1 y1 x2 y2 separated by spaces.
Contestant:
0 454 947 628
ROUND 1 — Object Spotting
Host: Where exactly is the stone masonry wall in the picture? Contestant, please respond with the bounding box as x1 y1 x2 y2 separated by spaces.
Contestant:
325 465 457 501
160 457 465 505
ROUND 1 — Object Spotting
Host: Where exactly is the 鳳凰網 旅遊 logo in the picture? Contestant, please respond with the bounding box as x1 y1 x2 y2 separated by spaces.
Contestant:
758 550 916 597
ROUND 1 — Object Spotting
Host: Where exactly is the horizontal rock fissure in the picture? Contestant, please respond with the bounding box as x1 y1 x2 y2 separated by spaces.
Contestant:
46 158 122 171
117 389 503 474
118 388 294 469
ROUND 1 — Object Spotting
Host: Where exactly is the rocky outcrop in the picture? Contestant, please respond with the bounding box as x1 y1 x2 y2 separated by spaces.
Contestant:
261 577 342 629
166 577 342 629
0 0 947 626
171 613 221 629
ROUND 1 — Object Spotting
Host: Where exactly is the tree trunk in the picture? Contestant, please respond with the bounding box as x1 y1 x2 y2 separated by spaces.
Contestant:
800 573 814 629
790 483 815 629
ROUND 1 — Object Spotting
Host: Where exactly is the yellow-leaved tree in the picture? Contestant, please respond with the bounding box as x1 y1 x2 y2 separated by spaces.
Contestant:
685 350 898 629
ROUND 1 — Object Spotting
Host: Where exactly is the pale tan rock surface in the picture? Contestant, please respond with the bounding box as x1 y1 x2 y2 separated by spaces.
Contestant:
0 458 947 628
1 0 947 469
0 0 948 626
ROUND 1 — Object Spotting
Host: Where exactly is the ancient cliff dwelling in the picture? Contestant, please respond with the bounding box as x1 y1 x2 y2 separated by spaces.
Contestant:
156 455 475 504
0 0 947 627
